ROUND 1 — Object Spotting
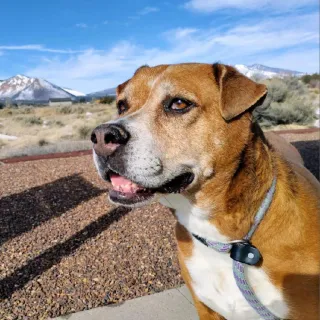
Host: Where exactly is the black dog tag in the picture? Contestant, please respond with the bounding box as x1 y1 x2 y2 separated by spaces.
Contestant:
230 242 261 265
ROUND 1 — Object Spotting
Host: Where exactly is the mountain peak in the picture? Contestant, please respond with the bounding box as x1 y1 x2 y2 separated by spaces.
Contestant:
235 64 303 79
0 75 82 101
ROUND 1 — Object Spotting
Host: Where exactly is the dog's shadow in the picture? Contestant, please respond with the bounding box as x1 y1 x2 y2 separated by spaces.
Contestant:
292 140 319 180
0 173 105 246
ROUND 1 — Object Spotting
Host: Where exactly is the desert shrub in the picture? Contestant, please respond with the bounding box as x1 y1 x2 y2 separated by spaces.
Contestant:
0 108 13 116
254 95 316 127
254 77 316 127
20 107 34 114
301 73 320 85
264 78 288 103
78 125 92 139
54 120 65 127
56 105 85 114
309 79 320 89
56 105 72 114
74 106 85 114
282 77 306 95
99 96 115 104
22 116 43 126
38 139 49 146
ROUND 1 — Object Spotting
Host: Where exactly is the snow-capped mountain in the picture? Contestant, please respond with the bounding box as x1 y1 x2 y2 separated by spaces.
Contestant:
0 75 35 98
87 87 116 98
0 75 84 102
63 88 86 97
12 78 74 101
235 64 304 79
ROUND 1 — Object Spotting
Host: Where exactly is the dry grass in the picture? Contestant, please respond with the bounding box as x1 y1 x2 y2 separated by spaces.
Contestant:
0 102 116 159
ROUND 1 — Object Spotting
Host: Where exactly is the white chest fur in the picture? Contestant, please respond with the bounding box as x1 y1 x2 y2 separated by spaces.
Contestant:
159 194 289 320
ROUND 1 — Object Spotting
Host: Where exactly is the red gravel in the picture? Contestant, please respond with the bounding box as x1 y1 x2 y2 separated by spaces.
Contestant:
0 157 182 319
0 131 318 319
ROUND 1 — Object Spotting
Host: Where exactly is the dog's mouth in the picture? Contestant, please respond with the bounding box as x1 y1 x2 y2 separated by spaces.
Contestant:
107 170 194 206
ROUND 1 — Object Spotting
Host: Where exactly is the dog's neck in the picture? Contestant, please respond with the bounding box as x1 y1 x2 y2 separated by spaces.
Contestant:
160 123 276 242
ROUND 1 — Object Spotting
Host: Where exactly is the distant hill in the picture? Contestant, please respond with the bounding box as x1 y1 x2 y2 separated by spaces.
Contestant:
63 88 86 97
0 75 35 99
87 87 116 98
0 75 85 103
12 78 74 101
235 64 304 79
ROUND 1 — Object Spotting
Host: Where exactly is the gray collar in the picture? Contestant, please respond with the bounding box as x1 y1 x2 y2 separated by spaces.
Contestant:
192 177 282 320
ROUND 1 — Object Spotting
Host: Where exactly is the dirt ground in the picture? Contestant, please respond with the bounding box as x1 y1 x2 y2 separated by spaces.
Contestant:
0 131 319 319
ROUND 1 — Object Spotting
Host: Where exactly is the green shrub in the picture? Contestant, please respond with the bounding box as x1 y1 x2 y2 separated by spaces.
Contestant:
56 105 85 114
254 77 316 127
54 120 65 127
78 125 92 139
75 106 85 114
20 107 34 114
264 78 288 103
254 96 316 127
38 139 49 146
301 73 320 85
22 116 43 126
57 105 72 114
282 77 306 95
99 96 115 104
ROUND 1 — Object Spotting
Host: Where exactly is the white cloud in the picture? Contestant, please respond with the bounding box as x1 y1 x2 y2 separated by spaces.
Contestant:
185 0 318 12
25 13 319 93
164 28 199 40
0 45 84 54
139 6 159 15
261 48 319 73
75 23 88 28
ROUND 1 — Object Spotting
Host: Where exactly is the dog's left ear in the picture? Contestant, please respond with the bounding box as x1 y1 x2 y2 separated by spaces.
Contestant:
213 63 267 121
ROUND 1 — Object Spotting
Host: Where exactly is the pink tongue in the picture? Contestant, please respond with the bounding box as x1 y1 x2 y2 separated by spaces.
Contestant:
110 174 143 194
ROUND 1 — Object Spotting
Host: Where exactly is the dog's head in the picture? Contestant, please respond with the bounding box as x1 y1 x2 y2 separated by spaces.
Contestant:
92 63 267 207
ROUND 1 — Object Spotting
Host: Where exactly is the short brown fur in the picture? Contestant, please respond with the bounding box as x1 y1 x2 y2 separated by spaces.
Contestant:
116 63 320 319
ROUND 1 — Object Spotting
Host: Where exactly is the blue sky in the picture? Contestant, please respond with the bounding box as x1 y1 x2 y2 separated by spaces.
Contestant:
0 0 319 93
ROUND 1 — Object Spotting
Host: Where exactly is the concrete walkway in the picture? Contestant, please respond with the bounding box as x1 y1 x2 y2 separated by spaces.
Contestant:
54 285 199 320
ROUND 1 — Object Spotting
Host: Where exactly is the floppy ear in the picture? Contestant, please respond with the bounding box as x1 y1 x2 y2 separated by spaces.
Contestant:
213 63 267 121
116 79 130 96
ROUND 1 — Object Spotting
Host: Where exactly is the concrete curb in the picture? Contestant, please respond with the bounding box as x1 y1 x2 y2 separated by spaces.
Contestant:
53 286 198 320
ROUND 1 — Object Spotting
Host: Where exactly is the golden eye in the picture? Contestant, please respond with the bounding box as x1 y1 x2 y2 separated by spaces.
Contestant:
167 98 194 113
171 99 189 110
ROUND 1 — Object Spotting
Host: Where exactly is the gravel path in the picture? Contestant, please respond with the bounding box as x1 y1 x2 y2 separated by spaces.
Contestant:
0 132 318 319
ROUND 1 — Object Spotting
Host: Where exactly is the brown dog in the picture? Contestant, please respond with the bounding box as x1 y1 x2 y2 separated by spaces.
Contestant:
92 63 320 320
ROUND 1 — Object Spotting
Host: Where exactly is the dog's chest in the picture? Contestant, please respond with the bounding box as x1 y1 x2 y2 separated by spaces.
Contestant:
159 194 289 320
187 241 288 320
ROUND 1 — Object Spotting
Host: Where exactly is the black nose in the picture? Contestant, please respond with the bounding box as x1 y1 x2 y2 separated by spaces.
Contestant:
91 124 130 156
